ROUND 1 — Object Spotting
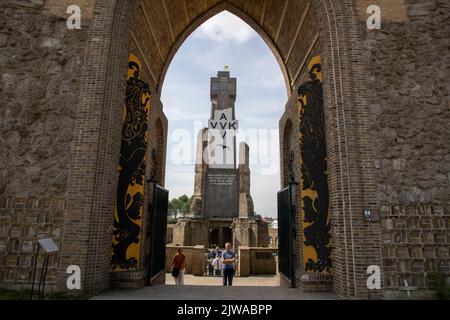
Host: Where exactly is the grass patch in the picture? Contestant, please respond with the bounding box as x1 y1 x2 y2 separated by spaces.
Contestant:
0 288 90 300
45 291 90 300
0 289 30 300
429 273 450 300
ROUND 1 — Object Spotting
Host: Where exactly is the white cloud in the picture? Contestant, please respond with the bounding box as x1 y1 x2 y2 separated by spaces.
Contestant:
193 11 256 43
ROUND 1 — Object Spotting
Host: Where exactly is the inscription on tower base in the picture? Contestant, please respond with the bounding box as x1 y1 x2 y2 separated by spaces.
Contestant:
204 169 239 219
208 172 237 186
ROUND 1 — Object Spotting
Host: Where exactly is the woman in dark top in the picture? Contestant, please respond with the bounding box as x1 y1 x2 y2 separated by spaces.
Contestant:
171 247 186 285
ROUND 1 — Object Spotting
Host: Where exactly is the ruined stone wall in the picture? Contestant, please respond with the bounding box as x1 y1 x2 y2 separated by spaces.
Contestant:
360 0 450 297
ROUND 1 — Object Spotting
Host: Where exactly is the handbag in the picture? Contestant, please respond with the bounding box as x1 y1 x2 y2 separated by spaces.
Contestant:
172 267 180 277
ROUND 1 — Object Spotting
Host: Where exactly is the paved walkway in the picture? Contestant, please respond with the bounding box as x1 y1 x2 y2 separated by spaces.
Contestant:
165 274 281 287
92 275 339 300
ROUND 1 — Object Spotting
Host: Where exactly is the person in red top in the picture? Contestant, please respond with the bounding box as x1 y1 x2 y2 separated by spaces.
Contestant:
171 246 186 285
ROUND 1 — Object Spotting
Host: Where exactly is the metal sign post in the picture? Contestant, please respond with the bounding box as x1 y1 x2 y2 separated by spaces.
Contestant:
30 238 59 300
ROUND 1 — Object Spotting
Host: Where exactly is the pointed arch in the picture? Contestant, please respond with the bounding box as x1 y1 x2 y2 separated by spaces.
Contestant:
60 0 382 299
157 2 292 96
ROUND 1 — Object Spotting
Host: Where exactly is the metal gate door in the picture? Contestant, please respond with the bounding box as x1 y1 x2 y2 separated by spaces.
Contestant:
148 185 169 285
277 185 295 287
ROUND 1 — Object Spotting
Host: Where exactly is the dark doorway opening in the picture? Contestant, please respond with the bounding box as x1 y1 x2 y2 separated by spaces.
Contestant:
209 228 219 248
223 227 232 245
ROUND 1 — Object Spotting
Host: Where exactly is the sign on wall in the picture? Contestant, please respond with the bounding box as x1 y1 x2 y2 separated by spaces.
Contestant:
112 54 151 271
297 56 332 274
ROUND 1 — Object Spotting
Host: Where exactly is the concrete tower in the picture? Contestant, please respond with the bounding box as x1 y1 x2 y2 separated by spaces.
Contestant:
178 69 266 249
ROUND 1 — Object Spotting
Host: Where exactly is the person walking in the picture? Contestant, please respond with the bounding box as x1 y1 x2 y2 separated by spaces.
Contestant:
222 243 236 286
171 246 186 285
214 246 222 276
207 249 215 276
212 254 221 276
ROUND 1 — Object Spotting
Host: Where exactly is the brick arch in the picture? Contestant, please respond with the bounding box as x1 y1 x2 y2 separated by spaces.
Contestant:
60 0 381 299
156 1 292 96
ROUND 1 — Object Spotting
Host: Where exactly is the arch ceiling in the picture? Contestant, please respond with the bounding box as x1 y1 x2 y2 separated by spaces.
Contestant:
135 0 312 95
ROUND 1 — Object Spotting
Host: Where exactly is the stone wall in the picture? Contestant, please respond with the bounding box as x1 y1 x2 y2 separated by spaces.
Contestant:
268 228 278 247
166 224 174 244
232 218 270 249
171 218 210 247
0 0 92 290
362 0 450 297
365 0 450 212
165 245 206 276
0 1 90 198
238 247 277 277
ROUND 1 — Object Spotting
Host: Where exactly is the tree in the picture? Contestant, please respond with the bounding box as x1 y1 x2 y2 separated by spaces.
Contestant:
168 195 193 219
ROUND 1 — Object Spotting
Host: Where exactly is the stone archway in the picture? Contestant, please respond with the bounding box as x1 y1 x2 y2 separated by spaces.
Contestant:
2 0 448 300
56 0 381 298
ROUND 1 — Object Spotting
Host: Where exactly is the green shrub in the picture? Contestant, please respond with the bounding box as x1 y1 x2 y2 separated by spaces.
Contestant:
45 291 89 300
0 288 30 300
429 273 450 300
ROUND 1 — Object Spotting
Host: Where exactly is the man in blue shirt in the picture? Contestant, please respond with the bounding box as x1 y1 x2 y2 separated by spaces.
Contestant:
222 243 236 286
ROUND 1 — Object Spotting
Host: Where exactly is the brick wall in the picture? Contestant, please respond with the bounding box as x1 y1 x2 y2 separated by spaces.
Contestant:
0 197 65 290
381 205 450 298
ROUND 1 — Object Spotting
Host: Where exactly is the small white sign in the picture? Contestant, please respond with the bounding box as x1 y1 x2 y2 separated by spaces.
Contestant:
37 238 59 253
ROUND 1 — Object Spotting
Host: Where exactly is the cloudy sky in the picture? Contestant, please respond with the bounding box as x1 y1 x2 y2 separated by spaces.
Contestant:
160 11 287 218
